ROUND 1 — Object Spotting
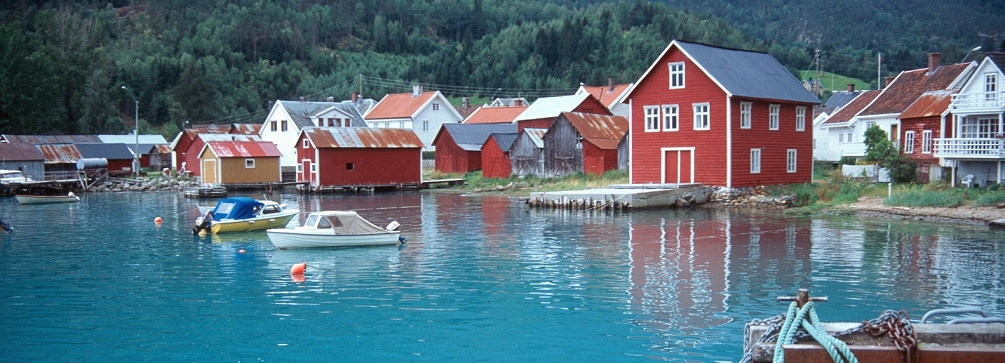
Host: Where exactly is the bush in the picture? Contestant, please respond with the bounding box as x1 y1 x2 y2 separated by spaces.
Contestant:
885 190 964 208
975 192 1005 206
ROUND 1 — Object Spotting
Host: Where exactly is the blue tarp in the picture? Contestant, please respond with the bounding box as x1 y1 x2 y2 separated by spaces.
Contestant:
210 197 263 220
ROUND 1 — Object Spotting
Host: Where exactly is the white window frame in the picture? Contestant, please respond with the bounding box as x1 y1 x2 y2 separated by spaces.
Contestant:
740 102 752 129
922 130 933 154
796 106 806 131
310 164 317 172
693 103 710 130
750 149 761 174
839 133 844 143
297 163 303 172
432 103 440 111
903 131 915 153
669 62 685 89
769 104 780 130
423 120 429 132
644 106 660 132
786 149 797 173
244 159 255 169
662 104 679 131
302 139 309 148
847 132 853 143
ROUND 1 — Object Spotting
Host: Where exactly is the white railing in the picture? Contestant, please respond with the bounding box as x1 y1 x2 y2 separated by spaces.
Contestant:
950 92 1005 111
934 138 1005 158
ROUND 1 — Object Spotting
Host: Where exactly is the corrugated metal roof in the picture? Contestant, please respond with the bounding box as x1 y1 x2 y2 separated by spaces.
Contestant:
822 90 882 125
204 141 281 158
900 91 954 119
488 133 519 151
364 91 437 120
190 124 226 133
861 63 971 116
98 134 168 144
2 134 101 144
305 127 424 149
463 106 528 124
578 84 633 109
560 112 629 150
75 143 135 159
0 143 45 161
37 144 82 164
277 100 370 129
522 128 547 149
149 144 173 154
230 123 262 135
198 134 262 142
440 123 517 151
515 93 592 121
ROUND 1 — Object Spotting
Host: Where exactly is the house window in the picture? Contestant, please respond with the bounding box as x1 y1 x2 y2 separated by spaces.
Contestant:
245 159 255 168
302 139 309 148
423 120 429 132
847 132 853 142
669 62 685 88
346 163 354 171
922 130 933 154
693 103 710 130
271 121 277 131
297 164 303 172
796 106 806 131
384 122 390 128
311 164 317 172
662 104 679 131
433 103 440 111
281 120 288 132
750 149 761 174
903 131 915 153
769 104 780 130
986 74 997 101
787 149 797 173
740 102 752 129
839 133 844 143
960 117 1001 138
644 106 660 132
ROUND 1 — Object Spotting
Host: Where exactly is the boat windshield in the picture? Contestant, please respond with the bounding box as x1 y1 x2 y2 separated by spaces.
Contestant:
305 215 319 227
214 202 236 215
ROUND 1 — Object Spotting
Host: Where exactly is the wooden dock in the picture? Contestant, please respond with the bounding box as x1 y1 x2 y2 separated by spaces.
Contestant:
421 178 465 189
527 184 713 210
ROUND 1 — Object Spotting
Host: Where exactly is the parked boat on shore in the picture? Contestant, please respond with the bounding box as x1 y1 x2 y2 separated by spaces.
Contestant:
266 211 403 249
193 197 298 234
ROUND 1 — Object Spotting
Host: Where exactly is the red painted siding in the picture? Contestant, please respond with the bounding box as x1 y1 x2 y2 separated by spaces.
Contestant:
517 118 555 132
107 159 132 173
481 137 512 179
730 98 813 187
433 132 480 173
582 142 618 176
900 115 941 166
629 48 729 185
184 138 206 176
174 136 193 171
295 133 316 184
317 148 420 186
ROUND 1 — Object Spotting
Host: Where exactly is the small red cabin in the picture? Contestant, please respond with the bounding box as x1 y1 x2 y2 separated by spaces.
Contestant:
481 133 519 179
432 123 516 174
297 128 423 188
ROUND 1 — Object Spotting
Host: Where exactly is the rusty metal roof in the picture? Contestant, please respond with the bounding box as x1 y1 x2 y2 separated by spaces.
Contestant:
861 63 971 116
1 134 101 144
900 91 954 119
463 106 527 124
559 112 629 150
521 128 547 149
0 143 45 161
149 144 173 154
230 123 262 135
822 90 882 125
37 144 83 164
203 141 281 158
364 91 438 120
305 127 424 149
579 84 633 109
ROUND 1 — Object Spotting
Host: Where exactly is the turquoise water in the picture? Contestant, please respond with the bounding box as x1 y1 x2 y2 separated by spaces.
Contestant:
1 191 1004 362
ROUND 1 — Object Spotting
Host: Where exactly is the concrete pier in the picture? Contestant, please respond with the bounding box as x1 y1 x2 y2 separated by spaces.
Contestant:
526 183 714 210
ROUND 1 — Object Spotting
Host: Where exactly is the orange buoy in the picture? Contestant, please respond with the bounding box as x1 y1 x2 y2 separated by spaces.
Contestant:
154 217 163 224
290 262 306 275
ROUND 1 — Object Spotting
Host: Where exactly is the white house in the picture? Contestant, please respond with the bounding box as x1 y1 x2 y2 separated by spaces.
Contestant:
363 85 463 151
816 90 881 162
936 53 1005 187
259 98 371 174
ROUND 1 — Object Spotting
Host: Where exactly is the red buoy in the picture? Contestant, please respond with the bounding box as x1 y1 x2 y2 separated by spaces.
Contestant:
154 217 163 224
290 262 306 275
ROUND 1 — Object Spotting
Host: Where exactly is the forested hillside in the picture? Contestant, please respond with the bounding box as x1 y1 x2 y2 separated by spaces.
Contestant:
1 0 1002 139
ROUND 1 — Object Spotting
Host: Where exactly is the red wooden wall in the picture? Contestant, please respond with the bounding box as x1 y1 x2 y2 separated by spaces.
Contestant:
317 148 421 186
433 131 481 173
481 137 512 179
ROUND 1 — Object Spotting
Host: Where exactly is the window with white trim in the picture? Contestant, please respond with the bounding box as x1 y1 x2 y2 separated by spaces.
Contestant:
986 74 997 101
740 102 752 129
297 164 303 172
302 139 309 148
669 62 685 88
644 106 660 132
750 149 761 173
922 130 933 154
281 121 288 132
245 159 255 168
693 103 710 130
903 131 915 153
796 106 806 131
432 103 440 111
423 121 429 132
310 164 317 172
769 104 780 130
270 121 277 131
662 104 679 131
786 149 797 173
839 133 844 143
847 132 853 142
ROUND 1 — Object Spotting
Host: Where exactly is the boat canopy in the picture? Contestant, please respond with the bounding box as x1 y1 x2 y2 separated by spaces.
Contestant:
309 211 387 235
211 197 264 220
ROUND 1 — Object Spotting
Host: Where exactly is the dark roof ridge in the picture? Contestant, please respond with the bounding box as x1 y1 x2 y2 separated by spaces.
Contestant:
674 39 766 55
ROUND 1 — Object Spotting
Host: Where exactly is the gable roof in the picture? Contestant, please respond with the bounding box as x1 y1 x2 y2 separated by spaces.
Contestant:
36 144 82 163
520 128 547 149
364 90 456 120
900 91 954 119
625 40 821 104
0 142 44 161
558 112 629 150
986 52 1005 72
1 134 101 144
486 133 519 151
230 123 262 135
304 127 423 149
861 63 972 116
75 143 135 160
202 141 281 158
98 134 169 144
821 91 864 115
439 123 518 151
515 93 600 122
822 90 882 125
276 100 369 129
578 83 633 109
463 106 528 124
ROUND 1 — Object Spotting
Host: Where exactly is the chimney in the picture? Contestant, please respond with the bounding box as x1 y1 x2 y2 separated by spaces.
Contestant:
847 84 855 92
608 78 615 92
514 99 522 107
462 97 470 110
412 84 422 97
299 96 305 102
351 92 359 103
928 52 942 73
326 96 334 102
884 77 895 88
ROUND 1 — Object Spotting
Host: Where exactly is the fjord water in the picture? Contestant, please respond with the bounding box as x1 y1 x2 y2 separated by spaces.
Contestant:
1 192 1003 362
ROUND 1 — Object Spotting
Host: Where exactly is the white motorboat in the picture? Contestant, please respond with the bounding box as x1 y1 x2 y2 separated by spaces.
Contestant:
267 211 403 249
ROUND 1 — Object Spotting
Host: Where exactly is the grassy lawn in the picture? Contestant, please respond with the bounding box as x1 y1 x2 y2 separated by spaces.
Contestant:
424 169 629 193
799 70 871 92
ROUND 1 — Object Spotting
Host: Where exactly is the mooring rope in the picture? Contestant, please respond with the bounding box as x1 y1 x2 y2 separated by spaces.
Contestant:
772 302 859 363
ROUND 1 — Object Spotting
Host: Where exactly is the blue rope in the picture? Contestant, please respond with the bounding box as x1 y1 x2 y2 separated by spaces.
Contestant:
772 302 859 363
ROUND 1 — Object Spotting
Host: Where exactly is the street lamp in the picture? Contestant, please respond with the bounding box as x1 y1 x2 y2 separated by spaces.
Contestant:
962 46 982 63
122 86 139 177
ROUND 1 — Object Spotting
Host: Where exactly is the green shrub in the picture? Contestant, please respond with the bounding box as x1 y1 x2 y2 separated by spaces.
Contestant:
975 192 1005 206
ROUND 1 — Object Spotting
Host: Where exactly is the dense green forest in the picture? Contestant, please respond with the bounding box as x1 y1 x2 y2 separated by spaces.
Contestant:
1 0 1002 139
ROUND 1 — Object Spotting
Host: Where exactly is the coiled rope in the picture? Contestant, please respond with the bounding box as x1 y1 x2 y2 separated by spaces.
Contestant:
772 301 859 363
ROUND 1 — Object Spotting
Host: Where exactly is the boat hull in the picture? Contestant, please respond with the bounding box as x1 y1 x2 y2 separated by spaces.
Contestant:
16 195 79 205
267 228 400 249
210 212 298 234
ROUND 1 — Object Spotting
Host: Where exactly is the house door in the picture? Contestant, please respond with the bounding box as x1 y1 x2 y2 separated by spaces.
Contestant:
662 148 694 184
202 159 217 184
301 159 314 185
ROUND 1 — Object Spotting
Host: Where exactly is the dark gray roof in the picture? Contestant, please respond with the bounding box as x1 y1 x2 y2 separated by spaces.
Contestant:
822 91 863 114
988 52 1005 73
278 100 371 128
75 143 135 160
441 123 517 151
488 133 519 151
676 41 821 104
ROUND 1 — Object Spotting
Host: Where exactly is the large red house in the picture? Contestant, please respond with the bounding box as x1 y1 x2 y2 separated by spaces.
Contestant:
624 40 821 187
297 128 423 189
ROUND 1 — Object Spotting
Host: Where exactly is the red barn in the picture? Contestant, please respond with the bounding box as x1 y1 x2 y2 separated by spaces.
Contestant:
513 93 611 132
297 128 423 189
542 112 628 176
899 91 954 183
481 133 519 179
432 123 516 173
624 40 821 187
